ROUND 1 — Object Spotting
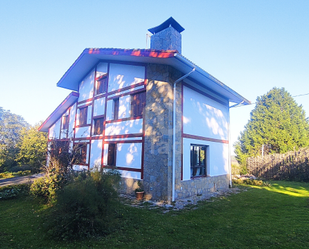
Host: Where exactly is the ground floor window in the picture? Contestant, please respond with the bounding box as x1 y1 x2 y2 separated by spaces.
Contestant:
107 143 116 166
190 144 207 178
75 143 88 165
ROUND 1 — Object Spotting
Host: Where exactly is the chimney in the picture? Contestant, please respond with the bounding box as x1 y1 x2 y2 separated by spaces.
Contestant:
148 17 185 54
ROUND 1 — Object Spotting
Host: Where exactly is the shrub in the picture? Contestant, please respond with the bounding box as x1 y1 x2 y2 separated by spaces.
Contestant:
45 169 121 240
0 184 30 200
232 178 271 187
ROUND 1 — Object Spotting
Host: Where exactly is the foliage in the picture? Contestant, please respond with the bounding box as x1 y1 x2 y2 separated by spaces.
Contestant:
232 178 271 187
0 184 30 200
30 140 89 203
16 124 47 173
235 88 309 165
0 107 29 172
135 180 144 192
45 170 121 240
0 170 31 179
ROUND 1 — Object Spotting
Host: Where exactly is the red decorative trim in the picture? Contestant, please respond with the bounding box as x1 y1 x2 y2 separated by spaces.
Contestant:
94 94 107 100
102 165 142 172
105 116 142 124
183 82 228 106
104 133 143 139
77 100 93 106
108 81 145 96
107 87 146 101
75 124 91 128
73 137 91 141
104 139 142 144
182 133 229 144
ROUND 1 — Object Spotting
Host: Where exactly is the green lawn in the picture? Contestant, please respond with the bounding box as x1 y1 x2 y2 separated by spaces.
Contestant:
1 181 309 248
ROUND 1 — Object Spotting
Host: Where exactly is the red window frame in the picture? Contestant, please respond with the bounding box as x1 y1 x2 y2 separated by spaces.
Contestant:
93 117 104 135
79 107 88 126
131 91 146 118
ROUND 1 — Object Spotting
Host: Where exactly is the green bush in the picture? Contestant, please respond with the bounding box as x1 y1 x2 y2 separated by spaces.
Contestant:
30 169 71 203
0 184 30 200
45 170 121 240
232 178 271 187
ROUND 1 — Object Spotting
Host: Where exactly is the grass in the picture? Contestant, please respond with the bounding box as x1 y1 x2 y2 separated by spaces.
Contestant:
1 181 309 248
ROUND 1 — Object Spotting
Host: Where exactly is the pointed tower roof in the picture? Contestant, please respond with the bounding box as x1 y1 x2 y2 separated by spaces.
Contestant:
148 17 185 34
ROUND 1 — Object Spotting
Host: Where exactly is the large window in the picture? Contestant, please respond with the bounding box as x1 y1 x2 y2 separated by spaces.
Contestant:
79 107 88 126
131 91 146 117
190 145 207 178
93 117 104 135
96 74 108 95
107 143 116 166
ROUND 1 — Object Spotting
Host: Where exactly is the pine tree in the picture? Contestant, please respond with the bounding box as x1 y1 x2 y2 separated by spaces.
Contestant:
235 87 309 164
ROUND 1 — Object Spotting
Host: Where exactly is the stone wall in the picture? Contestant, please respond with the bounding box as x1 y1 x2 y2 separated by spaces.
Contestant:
150 26 182 53
143 64 182 202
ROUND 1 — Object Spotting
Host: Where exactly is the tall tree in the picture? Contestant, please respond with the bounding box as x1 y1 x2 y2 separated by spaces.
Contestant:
0 107 29 171
235 87 309 164
16 124 48 172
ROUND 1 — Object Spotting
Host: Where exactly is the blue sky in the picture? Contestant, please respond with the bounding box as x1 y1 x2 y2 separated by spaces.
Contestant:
1 0 309 153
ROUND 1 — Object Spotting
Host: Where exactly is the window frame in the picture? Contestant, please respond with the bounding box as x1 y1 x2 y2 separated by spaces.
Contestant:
131 91 146 118
190 144 207 178
93 117 105 135
96 74 108 95
113 98 119 120
107 143 116 166
78 106 88 126
75 143 88 165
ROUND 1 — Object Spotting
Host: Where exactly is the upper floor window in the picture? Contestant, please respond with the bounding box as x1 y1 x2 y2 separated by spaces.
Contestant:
79 107 88 126
131 92 146 118
190 145 207 178
93 117 104 135
62 115 69 130
113 98 119 120
96 74 108 95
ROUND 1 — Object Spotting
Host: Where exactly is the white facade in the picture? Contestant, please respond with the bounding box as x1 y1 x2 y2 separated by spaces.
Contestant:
182 85 230 181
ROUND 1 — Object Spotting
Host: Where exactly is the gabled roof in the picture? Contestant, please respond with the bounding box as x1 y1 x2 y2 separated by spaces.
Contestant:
38 92 79 132
56 48 250 105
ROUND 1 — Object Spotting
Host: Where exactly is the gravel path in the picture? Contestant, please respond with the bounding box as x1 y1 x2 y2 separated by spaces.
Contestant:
0 173 45 187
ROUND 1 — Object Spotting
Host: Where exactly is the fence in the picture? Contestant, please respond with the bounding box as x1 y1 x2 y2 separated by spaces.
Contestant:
247 147 309 181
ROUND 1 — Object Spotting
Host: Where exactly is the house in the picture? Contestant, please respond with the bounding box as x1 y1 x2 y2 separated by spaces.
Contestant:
39 17 250 203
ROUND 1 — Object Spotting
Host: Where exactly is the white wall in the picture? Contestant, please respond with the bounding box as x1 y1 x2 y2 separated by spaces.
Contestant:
75 126 90 138
78 69 95 102
68 103 76 138
116 143 142 169
183 138 229 180
90 139 102 169
118 95 131 119
105 119 143 136
93 97 105 117
108 63 145 92
48 118 61 139
183 86 229 141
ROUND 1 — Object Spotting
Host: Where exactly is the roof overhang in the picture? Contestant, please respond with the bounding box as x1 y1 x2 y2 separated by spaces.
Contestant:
38 92 79 132
56 48 250 105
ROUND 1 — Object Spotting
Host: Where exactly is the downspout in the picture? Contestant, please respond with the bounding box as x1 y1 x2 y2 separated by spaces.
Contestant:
172 67 195 202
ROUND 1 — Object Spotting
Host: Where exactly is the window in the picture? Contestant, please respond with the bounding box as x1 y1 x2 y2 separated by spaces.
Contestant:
107 143 116 166
190 145 207 178
131 91 146 117
79 107 87 126
75 143 87 165
93 117 104 135
62 115 69 130
96 75 108 95
113 98 119 120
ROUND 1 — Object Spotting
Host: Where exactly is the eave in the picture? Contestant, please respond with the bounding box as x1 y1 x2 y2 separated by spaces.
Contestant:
38 92 79 132
56 48 250 105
